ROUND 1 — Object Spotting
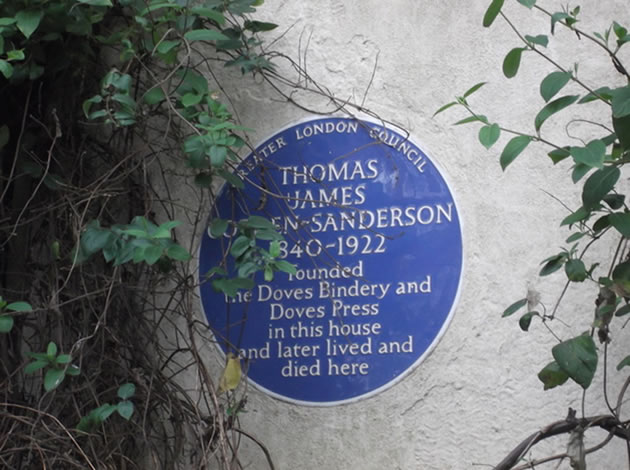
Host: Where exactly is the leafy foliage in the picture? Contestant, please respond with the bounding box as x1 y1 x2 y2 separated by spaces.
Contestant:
437 1 630 467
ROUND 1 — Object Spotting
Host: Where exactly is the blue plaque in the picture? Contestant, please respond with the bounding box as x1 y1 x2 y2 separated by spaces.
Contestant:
199 117 463 405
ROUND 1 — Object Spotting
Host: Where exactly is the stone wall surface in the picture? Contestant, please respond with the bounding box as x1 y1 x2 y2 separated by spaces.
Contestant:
189 1 630 469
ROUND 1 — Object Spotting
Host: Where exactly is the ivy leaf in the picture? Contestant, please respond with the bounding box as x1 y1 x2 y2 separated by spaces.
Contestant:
15 10 44 39
581 166 620 210
230 235 251 258
538 361 569 390
503 48 524 78
500 136 531 170
535 95 579 131
540 71 572 102
570 140 606 168
274 260 297 275
552 335 597 389
483 0 504 27
479 123 501 149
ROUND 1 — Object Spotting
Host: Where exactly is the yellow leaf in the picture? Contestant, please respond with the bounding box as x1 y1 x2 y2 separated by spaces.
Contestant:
218 353 241 393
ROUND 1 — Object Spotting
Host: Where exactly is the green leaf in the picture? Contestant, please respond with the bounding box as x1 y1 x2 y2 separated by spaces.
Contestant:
0 315 14 333
538 361 569 390
44 368 65 391
616 304 630 317
55 354 71 365
184 29 230 42
578 86 613 104
453 115 488 126
66 364 80 376
264 266 273 281
565 259 587 282
534 95 579 131
552 334 598 389
566 232 585 243
77 0 113 5
540 71 572 102
47 342 57 358
479 124 501 149
181 92 203 107
217 168 244 189
540 253 566 276
269 240 280 258
561 207 589 226
519 311 536 331
463 82 487 98
517 0 536 7
143 87 165 105
24 360 47 374
6 301 32 312
548 147 571 164
500 136 531 170
571 163 592 183
117 383 136 399
593 215 610 233
582 166 620 210
604 194 625 210
525 34 548 47
502 298 527 317
617 356 630 370
6 49 25 61
117 401 134 420
209 219 229 238
209 145 227 166
483 0 504 27
612 86 630 118
274 259 297 275
0 59 14 79
503 48 524 79
191 7 225 25
15 10 44 39
570 140 606 169
244 20 278 32
246 215 276 230
230 235 251 258
613 114 630 150
433 101 458 117
166 244 191 261
143 245 163 265
609 212 630 237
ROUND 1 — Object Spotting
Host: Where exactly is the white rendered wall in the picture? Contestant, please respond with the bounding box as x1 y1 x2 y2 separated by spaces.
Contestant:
189 1 630 468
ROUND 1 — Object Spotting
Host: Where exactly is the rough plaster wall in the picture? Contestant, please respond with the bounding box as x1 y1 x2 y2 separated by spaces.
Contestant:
186 1 630 469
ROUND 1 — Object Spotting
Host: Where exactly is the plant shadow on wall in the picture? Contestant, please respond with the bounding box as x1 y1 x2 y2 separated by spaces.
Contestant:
436 1 630 469
0 0 394 468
